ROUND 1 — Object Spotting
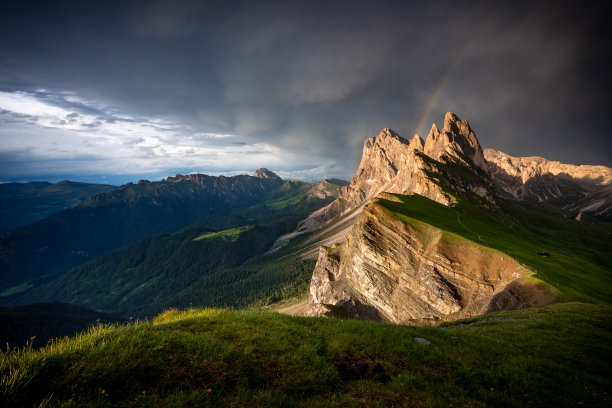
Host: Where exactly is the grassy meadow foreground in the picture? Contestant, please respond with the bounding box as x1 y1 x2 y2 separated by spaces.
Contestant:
1 303 610 407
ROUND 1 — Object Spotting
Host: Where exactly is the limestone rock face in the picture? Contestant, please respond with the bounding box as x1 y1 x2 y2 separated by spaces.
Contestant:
351 128 424 198
294 127 453 236
424 112 488 173
302 113 559 324
485 149 612 219
299 113 491 235
305 200 552 324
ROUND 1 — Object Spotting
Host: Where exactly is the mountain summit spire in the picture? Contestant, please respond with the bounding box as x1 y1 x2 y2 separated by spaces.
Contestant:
424 112 487 172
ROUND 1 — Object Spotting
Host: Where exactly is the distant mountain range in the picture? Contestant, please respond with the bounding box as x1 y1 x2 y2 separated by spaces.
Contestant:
485 148 612 219
0 172 346 314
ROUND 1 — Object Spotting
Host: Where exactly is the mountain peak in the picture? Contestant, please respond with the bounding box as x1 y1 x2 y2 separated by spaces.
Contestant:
376 128 402 141
429 122 440 137
424 112 487 172
281 113 493 250
355 128 414 194
410 134 424 150
443 111 460 129
253 168 280 179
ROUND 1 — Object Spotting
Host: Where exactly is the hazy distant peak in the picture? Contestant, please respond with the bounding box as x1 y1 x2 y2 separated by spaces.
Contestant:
253 168 281 179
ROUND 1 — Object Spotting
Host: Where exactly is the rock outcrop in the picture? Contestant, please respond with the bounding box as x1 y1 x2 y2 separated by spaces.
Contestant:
299 113 492 232
424 112 488 172
304 199 552 324
293 129 431 235
307 179 341 200
485 149 612 219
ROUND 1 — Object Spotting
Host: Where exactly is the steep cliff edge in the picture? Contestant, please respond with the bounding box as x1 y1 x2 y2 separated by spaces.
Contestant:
304 194 555 324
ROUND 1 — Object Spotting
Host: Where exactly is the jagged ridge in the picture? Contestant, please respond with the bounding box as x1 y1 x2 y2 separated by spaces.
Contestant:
273 112 493 255
485 149 612 219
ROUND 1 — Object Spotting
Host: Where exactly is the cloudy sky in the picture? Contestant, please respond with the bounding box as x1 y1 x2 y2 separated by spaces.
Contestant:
1 0 610 184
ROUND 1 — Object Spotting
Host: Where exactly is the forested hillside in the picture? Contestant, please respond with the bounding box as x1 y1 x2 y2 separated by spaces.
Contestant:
22 214 315 317
0 174 343 305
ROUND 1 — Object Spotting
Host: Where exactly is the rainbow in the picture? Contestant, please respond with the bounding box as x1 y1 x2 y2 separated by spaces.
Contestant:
413 39 474 138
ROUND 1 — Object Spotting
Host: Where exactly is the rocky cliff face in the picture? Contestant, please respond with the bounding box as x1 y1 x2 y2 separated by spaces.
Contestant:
293 129 429 235
424 112 488 172
485 149 612 219
291 112 489 239
305 198 553 324
303 113 554 324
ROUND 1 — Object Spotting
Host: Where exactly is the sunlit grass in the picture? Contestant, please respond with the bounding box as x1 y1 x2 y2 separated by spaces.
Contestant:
192 225 255 242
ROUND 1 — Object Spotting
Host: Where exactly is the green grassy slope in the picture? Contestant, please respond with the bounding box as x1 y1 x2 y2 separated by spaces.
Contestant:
376 193 612 304
1 303 610 407
0 181 116 233
193 225 255 241
263 180 312 210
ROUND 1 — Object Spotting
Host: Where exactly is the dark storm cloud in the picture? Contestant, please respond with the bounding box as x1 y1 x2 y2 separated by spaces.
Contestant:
0 0 610 183
128 0 211 40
